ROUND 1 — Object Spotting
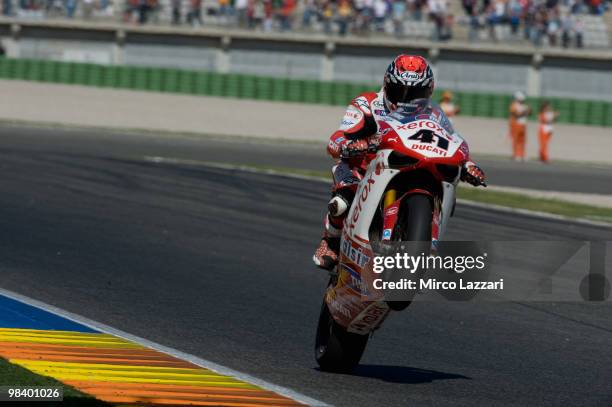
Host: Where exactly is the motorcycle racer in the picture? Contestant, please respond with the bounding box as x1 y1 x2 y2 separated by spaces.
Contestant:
313 54 486 270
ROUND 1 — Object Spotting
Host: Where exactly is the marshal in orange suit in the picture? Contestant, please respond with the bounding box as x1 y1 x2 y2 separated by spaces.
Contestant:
538 101 560 163
509 91 532 162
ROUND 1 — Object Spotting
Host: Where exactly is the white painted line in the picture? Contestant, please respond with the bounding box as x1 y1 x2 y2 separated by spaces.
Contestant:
144 156 612 229
145 156 330 183
0 287 330 407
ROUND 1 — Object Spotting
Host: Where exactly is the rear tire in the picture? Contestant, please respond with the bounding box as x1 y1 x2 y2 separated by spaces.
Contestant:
315 300 369 372
387 194 433 311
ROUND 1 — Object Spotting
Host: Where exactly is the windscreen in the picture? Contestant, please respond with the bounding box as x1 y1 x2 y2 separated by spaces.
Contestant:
387 99 455 135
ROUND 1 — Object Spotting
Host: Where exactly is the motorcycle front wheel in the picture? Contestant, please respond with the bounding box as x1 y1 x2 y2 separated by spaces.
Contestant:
315 300 369 372
387 193 433 311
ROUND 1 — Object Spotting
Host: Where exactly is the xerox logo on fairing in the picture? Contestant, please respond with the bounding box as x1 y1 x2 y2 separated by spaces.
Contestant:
396 120 449 136
346 171 376 231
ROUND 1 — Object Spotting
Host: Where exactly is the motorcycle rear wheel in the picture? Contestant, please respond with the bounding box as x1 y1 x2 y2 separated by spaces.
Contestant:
315 300 369 372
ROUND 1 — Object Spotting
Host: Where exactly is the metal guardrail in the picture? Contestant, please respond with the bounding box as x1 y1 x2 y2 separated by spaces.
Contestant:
0 57 610 127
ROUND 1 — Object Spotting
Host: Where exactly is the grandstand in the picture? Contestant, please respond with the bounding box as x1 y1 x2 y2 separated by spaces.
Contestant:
2 0 610 49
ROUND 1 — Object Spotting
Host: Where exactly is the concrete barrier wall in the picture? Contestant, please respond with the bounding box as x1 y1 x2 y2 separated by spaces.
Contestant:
1 57 611 127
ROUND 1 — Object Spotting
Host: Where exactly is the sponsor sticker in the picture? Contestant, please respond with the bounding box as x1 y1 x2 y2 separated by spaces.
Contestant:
343 264 369 295
348 303 389 334
354 97 370 113
328 297 351 319
341 238 372 268
385 206 398 216
399 71 421 81
396 119 447 134
411 144 448 156
340 106 364 130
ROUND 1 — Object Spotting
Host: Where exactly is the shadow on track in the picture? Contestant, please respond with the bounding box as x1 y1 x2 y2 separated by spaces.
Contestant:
317 365 470 384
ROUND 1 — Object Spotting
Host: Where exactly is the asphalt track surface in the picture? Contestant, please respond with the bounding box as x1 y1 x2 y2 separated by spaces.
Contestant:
2 124 611 194
0 124 611 407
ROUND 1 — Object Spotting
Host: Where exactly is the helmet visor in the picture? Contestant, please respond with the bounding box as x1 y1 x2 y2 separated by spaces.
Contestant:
385 81 431 105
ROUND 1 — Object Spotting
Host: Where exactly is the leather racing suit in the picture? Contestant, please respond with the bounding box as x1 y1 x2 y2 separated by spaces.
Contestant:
313 90 485 270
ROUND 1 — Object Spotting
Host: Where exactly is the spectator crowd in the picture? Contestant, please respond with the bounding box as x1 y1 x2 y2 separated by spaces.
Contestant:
462 0 610 47
1 0 609 47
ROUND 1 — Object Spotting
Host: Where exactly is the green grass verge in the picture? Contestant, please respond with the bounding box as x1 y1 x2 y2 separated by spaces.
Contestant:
0 357 110 406
243 164 612 224
456 187 612 223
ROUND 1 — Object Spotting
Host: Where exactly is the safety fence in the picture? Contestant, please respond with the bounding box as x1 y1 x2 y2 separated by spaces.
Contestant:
1 57 610 127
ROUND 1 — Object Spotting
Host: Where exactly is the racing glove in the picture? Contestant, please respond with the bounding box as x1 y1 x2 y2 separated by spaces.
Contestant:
340 139 370 158
461 161 487 187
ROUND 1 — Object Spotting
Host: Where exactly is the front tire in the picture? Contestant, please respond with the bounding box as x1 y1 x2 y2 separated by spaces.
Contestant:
387 194 433 311
399 194 433 241
315 301 369 372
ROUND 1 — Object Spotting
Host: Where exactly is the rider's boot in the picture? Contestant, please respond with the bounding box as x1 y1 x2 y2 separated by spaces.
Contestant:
313 192 352 270
313 213 344 270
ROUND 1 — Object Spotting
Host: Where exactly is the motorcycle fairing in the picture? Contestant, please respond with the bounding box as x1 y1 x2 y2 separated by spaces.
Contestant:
325 108 464 334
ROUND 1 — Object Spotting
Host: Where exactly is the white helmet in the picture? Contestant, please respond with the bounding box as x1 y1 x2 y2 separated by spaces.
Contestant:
513 91 526 102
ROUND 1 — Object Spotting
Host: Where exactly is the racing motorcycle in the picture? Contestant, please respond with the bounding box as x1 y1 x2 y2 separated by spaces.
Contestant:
315 100 484 372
